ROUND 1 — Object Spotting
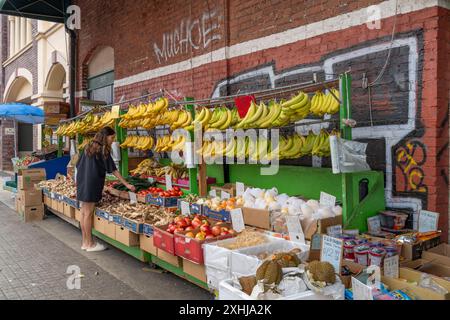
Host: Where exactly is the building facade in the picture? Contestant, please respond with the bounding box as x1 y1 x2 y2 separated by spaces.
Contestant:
73 0 450 241
0 16 69 171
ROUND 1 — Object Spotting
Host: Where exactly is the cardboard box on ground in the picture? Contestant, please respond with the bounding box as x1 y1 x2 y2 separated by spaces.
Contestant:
115 224 139 247
17 168 46 190
140 234 157 255
183 259 207 283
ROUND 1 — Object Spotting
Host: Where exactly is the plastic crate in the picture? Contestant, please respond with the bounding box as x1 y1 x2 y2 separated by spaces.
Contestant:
153 224 175 255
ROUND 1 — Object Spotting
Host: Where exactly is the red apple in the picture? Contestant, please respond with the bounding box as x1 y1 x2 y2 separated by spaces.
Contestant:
177 219 188 228
174 227 184 234
205 234 215 239
201 220 210 226
168 225 176 233
174 216 183 224
184 217 191 226
220 230 229 236
200 224 211 233
211 226 222 236
195 232 206 240
191 220 201 229
185 226 194 231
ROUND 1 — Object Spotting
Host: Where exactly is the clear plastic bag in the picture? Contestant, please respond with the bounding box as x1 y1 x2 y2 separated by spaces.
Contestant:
418 274 449 295
330 136 371 173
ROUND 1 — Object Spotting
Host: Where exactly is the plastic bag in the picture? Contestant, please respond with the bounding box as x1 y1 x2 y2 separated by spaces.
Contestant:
418 273 449 295
330 136 371 174
278 272 307 296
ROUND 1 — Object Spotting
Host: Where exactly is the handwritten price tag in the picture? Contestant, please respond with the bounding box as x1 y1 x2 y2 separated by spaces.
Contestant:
236 182 245 197
367 216 381 233
111 105 120 118
129 192 137 205
109 215 114 222
180 201 191 216
221 191 231 200
320 235 343 273
343 229 359 236
165 174 173 190
320 192 336 207
383 255 399 278
209 189 217 198
327 225 342 237
311 234 322 250
418 210 439 233
230 208 245 232
286 215 305 244
351 277 374 300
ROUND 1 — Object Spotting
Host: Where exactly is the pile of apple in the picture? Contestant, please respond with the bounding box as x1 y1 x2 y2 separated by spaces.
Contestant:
166 215 236 240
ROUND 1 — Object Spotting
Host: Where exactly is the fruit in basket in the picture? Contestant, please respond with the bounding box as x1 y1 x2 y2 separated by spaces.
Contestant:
211 226 222 236
195 232 206 240
200 224 211 234
185 232 195 238
205 234 215 240
185 226 194 232
306 261 336 285
177 219 188 228
174 227 184 234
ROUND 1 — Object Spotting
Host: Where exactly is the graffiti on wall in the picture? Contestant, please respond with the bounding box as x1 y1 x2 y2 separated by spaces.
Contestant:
153 8 222 64
211 30 426 212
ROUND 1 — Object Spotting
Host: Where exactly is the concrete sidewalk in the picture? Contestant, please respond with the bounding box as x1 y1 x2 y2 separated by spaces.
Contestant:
0 184 212 300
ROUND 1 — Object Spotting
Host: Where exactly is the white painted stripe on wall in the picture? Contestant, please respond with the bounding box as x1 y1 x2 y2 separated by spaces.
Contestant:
114 0 445 88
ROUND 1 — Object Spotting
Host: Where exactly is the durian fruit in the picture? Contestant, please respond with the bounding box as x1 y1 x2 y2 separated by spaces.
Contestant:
239 276 257 295
255 260 283 285
306 260 336 284
272 252 301 268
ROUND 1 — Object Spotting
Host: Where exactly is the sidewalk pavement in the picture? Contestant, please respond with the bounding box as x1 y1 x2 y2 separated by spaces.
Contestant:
0 181 212 300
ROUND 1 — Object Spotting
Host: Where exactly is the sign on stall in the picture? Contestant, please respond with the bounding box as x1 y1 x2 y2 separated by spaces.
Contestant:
111 105 120 118
383 255 399 278
286 215 305 244
221 191 231 200
129 192 137 205
320 192 336 207
367 216 381 233
209 189 217 198
418 210 439 233
236 182 245 197
327 225 342 237
230 208 245 232
320 235 343 273
165 174 173 190
180 201 191 216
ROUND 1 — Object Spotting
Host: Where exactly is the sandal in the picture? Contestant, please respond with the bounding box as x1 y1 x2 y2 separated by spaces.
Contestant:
86 242 107 252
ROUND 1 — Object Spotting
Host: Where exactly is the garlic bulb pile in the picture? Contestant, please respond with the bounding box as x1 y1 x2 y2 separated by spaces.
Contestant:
238 187 343 221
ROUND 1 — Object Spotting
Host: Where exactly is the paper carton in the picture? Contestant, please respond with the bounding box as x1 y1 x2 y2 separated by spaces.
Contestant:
304 215 343 240
140 234 157 255
157 249 182 268
115 225 139 247
93 216 106 234
211 183 236 197
422 244 450 266
18 189 42 206
17 168 46 190
183 258 207 283
18 204 44 222
63 203 75 219
242 207 271 230
104 221 116 240
75 209 81 222
401 233 441 260
401 259 450 278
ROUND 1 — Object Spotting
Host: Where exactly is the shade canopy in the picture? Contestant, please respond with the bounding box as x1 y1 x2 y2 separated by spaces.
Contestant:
0 103 44 124
0 0 70 23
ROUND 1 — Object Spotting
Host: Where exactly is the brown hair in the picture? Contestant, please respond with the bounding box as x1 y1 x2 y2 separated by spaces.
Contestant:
85 126 116 158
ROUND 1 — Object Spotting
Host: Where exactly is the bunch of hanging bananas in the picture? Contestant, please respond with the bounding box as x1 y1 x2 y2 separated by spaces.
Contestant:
43 127 53 137
310 88 340 117
121 97 169 120
77 137 93 151
206 107 240 130
195 129 340 161
119 108 192 130
153 134 186 152
185 106 212 131
119 135 155 150
55 111 116 136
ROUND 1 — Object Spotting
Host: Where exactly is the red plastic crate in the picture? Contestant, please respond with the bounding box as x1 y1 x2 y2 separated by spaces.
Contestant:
153 224 175 255
174 223 235 264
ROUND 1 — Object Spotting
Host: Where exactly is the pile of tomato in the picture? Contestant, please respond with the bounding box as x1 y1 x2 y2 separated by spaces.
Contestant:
137 186 183 197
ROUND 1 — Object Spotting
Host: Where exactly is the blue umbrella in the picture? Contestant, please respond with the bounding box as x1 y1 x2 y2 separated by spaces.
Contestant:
0 103 45 124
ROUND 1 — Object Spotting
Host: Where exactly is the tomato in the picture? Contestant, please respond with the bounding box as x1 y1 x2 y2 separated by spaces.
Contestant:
173 186 180 191
178 191 183 196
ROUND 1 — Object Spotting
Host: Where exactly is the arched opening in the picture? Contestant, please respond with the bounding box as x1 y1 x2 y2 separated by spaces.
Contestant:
86 46 115 105
3 76 34 157
45 63 66 93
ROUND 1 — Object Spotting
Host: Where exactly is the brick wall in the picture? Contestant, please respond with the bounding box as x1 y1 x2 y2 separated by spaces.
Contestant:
74 0 450 241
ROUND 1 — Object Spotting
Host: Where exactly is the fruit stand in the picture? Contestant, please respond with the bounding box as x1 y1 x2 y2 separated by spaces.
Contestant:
31 73 447 300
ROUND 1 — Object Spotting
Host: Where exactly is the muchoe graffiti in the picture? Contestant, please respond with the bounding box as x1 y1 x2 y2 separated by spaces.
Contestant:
211 30 427 212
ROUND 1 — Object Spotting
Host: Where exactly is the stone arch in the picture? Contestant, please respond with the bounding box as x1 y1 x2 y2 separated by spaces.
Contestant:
45 63 66 92
81 45 114 92
3 68 33 102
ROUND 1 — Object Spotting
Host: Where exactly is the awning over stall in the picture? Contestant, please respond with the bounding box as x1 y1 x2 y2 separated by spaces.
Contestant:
0 0 70 23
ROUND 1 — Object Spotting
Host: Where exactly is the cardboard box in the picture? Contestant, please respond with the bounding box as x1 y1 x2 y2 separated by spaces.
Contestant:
422 244 450 266
17 168 46 190
401 234 441 260
340 260 365 289
401 259 450 278
211 183 236 197
115 225 139 247
75 209 81 222
18 189 42 206
44 195 51 206
304 215 343 240
397 268 450 299
57 200 64 214
140 234 157 255
93 216 106 234
44 114 67 126
157 248 182 268
18 204 44 222
183 258 207 283
104 221 116 240
44 102 70 115
242 207 271 230
63 202 75 219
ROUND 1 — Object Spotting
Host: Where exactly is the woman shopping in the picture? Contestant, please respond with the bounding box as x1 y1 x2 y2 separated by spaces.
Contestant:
76 126 135 252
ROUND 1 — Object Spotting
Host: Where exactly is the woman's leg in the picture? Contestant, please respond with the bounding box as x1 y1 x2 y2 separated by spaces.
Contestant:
79 202 86 247
81 202 95 248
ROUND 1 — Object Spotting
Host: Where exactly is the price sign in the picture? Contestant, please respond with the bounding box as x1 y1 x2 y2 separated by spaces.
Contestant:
351 277 374 300
221 191 231 200
367 216 381 233
383 255 399 279
311 234 322 250
51 192 55 199
230 208 245 232
209 189 217 198
165 174 173 190
343 229 359 236
111 105 120 118
129 192 137 204
327 225 342 237
180 201 191 216
236 182 245 196
147 177 155 183
418 210 439 233
286 215 305 244
320 235 343 273
109 215 114 223
320 192 336 207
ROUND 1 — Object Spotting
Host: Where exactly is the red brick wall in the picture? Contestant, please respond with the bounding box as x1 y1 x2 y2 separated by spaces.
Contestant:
74 0 450 240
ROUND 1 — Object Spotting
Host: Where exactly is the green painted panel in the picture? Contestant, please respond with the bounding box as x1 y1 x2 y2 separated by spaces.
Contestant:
206 164 225 186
